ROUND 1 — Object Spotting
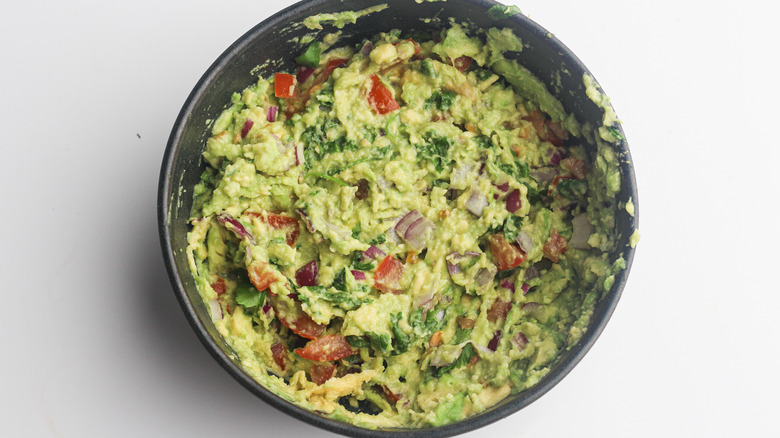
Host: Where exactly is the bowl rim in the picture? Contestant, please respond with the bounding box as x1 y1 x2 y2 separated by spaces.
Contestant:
158 0 639 436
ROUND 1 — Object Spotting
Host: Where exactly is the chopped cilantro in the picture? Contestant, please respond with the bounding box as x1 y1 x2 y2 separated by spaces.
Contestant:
352 251 374 271
390 313 411 354
432 343 476 377
351 222 362 240
557 179 588 201
234 280 265 312
416 132 452 173
424 90 457 111
369 234 386 245
294 42 321 68
502 214 525 242
420 58 437 77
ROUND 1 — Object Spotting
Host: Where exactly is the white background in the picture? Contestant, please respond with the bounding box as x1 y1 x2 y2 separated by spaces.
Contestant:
2 0 778 437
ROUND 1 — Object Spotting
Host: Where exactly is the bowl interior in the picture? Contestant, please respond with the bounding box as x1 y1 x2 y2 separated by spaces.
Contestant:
159 0 638 436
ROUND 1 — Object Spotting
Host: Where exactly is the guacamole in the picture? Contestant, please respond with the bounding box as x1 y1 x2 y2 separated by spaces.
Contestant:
186 23 626 429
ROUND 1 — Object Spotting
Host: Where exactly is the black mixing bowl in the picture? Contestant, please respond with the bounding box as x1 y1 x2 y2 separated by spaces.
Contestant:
158 0 639 436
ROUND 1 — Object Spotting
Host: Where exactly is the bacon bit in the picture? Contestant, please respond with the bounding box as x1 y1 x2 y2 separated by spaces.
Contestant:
211 277 226 296
271 342 287 371
457 316 476 329
560 157 588 179
310 363 337 385
543 229 569 263
429 330 444 348
487 299 513 323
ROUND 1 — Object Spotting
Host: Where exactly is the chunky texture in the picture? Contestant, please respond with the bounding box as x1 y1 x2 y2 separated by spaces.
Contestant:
186 23 624 429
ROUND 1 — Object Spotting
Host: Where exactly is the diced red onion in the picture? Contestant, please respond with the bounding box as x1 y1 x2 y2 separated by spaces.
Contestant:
522 302 543 320
296 66 315 83
363 245 386 261
550 151 562 165
435 310 445 321
395 210 423 239
524 265 540 280
241 119 254 138
295 260 318 287
404 217 433 250
506 189 521 213
262 301 273 316
360 41 373 57
296 209 315 233
295 143 303 166
208 299 223 321
465 189 488 217
494 182 510 192
512 332 528 351
500 278 515 292
217 214 255 244
446 251 481 276
450 163 473 189
521 283 531 294
351 270 366 280
570 213 592 249
415 291 436 309
488 330 502 351
514 231 534 253
474 265 496 287
530 168 558 187
266 105 278 123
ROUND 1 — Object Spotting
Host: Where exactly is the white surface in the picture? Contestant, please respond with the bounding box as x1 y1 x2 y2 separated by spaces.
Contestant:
2 0 778 436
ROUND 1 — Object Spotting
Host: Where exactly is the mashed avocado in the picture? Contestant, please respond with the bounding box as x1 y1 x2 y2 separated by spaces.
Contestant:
186 22 626 429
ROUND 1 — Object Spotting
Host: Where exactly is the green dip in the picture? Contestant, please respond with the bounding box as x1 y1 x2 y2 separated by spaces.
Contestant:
186 22 627 429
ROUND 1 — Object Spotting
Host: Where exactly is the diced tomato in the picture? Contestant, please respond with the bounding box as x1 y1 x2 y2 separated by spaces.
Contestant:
271 342 287 371
560 157 588 180
211 277 226 296
274 73 297 98
524 110 567 146
487 299 512 323
453 55 473 72
295 334 356 362
317 58 348 84
246 212 300 246
270 295 326 340
381 385 401 404
543 229 569 263
374 255 404 293
367 74 400 115
488 234 526 271
247 261 280 293
310 363 337 385
265 213 299 229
